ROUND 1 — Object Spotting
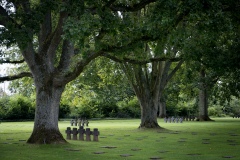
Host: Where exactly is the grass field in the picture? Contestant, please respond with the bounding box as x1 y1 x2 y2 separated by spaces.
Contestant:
0 118 239 160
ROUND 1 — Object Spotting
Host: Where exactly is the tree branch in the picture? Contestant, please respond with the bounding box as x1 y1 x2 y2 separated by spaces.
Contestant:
103 53 182 64
0 59 25 64
166 59 184 83
0 72 32 82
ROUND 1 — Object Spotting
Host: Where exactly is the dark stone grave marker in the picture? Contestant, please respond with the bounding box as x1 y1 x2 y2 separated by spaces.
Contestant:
101 146 117 149
167 117 171 123
85 119 89 127
77 118 81 126
65 127 71 140
70 119 74 126
149 156 162 160
120 154 132 157
131 148 141 151
202 138 210 141
136 138 143 141
222 156 234 158
93 128 100 142
164 117 167 123
78 126 85 141
19 140 26 142
171 116 175 123
65 148 80 152
74 119 77 126
6 138 13 140
72 128 78 140
180 117 183 123
158 150 169 153
86 128 92 141
93 151 105 154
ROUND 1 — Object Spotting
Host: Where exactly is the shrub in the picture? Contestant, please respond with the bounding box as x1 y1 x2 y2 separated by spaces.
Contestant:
208 105 224 117
116 96 140 118
59 103 71 118
6 95 35 120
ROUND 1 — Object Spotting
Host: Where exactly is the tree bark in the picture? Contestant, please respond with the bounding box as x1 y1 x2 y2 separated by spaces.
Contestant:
138 94 160 128
198 69 213 121
158 99 166 118
27 81 67 144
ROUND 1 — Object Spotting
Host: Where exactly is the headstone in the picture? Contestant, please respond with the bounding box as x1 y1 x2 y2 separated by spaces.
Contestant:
179 117 183 123
74 119 78 126
78 126 85 141
86 128 92 141
65 127 72 140
85 119 89 127
70 119 74 126
93 128 100 142
171 116 175 123
176 117 179 123
77 118 81 126
167 117 171 123
82 118 85 126
164 117 167 123
72 128 78 140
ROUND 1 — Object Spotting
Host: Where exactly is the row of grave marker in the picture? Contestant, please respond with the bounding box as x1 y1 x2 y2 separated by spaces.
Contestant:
65 126 99 141
164 116 197 123
70 118 89 127
232 115 240 118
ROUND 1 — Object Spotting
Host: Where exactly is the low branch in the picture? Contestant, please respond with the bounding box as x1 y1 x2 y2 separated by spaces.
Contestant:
0 72 32 82
103 53 182 65
0 59 25 64
166 59 184 82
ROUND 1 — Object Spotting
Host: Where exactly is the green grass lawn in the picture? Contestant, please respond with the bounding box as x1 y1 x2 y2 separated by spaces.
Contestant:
0 118 239 160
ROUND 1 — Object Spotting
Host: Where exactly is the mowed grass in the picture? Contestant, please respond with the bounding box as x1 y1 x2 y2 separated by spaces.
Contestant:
0 118 240 160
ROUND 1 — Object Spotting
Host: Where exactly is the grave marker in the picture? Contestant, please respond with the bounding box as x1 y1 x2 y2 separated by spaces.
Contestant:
72 128 78 140
65 127 71 140
70 119 74 126
78 126 85 141
93 128 100 142
86 128 92 141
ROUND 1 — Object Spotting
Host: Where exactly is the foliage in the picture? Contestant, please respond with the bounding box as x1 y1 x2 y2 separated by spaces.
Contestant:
0 94 35 120
59 103 71 119
116 96 141 118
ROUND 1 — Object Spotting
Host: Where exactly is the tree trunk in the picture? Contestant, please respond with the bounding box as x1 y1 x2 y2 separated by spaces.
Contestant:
138 95 160 128
158 96 166 118
27 83 67 144
198 69 213 121
158 100 166 118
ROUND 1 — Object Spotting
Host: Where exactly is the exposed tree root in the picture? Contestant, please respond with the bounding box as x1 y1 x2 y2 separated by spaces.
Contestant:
197 116 214 121
27 128 67 144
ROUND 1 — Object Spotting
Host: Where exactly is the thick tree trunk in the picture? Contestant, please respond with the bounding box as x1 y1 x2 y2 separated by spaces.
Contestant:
27 84 67 144
138 95 160 128
158 101 166 118
198 69 213 121
158 96 166 118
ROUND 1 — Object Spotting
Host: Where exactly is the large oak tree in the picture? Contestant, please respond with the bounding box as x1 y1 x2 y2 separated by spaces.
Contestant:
0 0 157 144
